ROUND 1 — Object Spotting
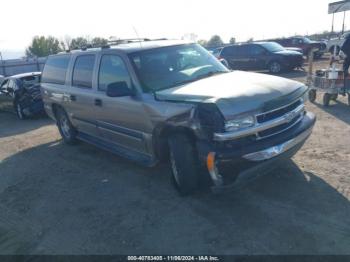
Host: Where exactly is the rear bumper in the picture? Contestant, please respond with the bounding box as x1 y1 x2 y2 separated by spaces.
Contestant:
196 111 316 193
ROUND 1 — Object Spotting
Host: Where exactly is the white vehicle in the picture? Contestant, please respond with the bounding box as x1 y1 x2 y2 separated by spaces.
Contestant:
327 32 350 54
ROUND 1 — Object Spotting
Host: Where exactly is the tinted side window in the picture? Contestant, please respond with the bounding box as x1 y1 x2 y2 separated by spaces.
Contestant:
42 55 71 85
221 46 236 56
72 55 95 88
98 55 131 91
237 45 249 56
250 45 265 55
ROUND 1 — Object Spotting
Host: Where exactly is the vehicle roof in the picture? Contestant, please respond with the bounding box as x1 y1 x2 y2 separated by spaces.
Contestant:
223 41 272 48
6 72 41 79
55 39 194 56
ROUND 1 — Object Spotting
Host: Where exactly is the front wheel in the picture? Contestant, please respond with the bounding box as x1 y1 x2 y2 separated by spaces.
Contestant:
56 107 78 145
323 93 332 107
269 61 282 74
168 133 199 196
308 89 317 103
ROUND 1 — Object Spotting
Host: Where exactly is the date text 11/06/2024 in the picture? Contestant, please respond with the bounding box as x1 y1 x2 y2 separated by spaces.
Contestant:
127 256 220 261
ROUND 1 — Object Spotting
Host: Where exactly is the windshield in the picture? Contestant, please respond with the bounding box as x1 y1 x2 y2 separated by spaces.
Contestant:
261 42 285 53
128 44 229 92
302 37 312 44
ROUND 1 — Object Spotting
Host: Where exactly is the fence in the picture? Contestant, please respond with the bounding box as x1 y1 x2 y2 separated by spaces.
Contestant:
0 57 47 77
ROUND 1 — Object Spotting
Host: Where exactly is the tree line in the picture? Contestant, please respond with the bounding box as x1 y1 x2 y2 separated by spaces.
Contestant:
25 36 109 57
25 35 240 57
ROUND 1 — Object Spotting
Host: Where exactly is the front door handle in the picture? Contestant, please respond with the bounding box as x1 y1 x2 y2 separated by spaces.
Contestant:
94 98 102 107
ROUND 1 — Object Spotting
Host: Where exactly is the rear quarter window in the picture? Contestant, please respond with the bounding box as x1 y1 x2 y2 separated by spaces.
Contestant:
221 46 236 56
72 55 95 88
41 55 71 85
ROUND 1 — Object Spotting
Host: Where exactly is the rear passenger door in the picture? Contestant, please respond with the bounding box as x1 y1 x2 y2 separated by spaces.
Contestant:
248 44 268 70
67 54 99 137
222 46 248 69
93 54 149 155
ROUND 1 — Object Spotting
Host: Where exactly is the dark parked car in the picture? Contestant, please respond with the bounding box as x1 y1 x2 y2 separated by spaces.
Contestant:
0 72 44 119
271 37 327 59
218 42 304 74
40 39 315 195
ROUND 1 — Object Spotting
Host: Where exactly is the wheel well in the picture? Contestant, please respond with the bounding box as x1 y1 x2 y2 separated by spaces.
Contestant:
51 103 63 120
154 126 197 162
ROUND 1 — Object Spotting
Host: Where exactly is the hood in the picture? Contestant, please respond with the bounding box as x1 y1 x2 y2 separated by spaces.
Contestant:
155 71 307 118
284 47 303 54
274 50 303 56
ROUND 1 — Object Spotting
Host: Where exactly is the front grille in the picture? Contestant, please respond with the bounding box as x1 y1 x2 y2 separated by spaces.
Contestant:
256 99 304 140
257 114 302 138
256 99 302 124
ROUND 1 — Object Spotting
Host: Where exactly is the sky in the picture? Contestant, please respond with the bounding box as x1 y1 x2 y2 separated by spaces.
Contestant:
0 0 344 59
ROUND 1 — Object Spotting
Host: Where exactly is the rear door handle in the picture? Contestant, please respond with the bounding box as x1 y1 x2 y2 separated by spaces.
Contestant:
94 98 102 107
70 95 77 101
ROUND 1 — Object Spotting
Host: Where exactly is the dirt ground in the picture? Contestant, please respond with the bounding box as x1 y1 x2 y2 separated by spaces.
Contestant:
0 58 350 255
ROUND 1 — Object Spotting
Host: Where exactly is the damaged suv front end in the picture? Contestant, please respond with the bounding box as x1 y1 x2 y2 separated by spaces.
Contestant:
133 43 316 193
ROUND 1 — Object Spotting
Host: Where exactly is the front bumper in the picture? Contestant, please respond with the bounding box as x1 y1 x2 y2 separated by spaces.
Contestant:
197 111 316 193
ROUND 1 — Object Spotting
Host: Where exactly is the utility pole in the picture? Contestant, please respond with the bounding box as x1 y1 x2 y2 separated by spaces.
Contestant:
0 52 5 76
342 11 347 34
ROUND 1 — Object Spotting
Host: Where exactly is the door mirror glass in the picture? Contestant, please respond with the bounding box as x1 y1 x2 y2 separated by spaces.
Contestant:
106 81 134 97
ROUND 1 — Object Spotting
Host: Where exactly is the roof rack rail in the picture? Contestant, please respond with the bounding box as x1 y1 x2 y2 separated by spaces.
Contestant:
61 38 169 53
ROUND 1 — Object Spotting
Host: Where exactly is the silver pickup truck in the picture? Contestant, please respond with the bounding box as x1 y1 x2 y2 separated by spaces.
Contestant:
40 39 316 195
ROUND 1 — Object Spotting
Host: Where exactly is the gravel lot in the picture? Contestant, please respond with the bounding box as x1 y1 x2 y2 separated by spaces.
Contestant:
0 58 350 255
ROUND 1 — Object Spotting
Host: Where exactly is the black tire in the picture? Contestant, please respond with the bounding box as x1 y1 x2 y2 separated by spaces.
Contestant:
308 89 317 103
348 94 350 106
13 100 26 120
268 61 283 74
323 93 332 107
55 107 78 145
168 133 199 196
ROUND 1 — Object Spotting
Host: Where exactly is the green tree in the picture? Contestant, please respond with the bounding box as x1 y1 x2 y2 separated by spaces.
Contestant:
207 35 224 48
229 37 236 44
91 37 108 47
198 39 208 47
69 37 89 50
25 36 63 57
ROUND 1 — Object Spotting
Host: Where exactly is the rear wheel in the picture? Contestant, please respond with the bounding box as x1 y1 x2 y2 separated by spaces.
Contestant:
14 100 26 120
56 107 78 145
269 61 282 74
308 89 317 103
323 93 332 106
168 133 199 196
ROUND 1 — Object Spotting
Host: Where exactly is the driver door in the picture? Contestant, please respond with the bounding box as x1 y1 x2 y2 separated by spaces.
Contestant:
94 54 149 155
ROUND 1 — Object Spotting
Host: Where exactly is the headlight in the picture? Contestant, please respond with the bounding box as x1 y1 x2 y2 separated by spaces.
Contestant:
302 91 309 103
225 115 255 132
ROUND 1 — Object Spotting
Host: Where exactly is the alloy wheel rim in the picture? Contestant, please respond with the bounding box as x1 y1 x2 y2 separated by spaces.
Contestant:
271 62 280 73
60 116 71 138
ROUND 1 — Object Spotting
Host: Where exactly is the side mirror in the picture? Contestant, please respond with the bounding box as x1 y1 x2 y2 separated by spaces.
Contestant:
106 81 134 97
